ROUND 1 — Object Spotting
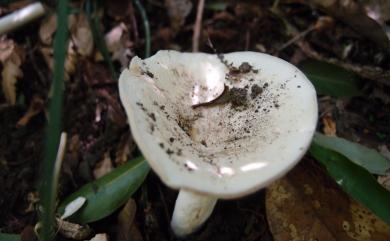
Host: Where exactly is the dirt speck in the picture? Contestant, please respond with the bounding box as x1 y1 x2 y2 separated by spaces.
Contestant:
238 62 252 73
146 70 154 78
250 84 263 99
230 87 248 107
148 113 156 121
201 140 207 147
166 149 174 155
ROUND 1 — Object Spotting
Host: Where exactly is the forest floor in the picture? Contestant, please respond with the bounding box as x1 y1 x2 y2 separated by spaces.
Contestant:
1 0 390 241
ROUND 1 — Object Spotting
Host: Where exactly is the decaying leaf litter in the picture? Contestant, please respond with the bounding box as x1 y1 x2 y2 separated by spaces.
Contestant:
0 0 390 241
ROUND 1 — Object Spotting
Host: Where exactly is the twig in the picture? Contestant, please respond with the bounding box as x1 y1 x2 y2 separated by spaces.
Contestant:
128 2 139 44
277 25 314 52
134 0 151 57
245 29 250 51
192 0 205 52
0 2 45 35
271 4 390 86
297 41 390 87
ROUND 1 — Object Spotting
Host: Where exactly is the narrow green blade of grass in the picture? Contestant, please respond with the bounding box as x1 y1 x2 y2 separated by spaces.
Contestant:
85 0 117 80
134 0 151 57
313 132 390 175
0 233 19 241
39 0 68 240
58 157 149 224
310 142 390 225
299 59 362 97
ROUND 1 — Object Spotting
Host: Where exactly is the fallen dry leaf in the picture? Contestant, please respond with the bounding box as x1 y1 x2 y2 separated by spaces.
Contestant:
57 218 92 240
39 14 78 45
307 0 390 53
20 225 38 241
89 233 109 241
117 198 143 241
104 23 133 68
16 95 44 127
363 0 390 25
165 0 193 32
115 132 135 165
378 169 390 191
0 37 15 61
322 113 337 136
93 151 113 179
377 145 390 191
70 14 93 56
266 159 390 241
39 14 57 45
24 191 39 213
40 42 76 80
0 38 25 105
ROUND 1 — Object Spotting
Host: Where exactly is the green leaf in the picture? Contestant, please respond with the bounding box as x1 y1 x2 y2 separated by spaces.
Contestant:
299 59 362 97
0 233 19 241
313 132 390 175
58 157 149 224
309 143 390 225
205 2 229 11
39 1 68 240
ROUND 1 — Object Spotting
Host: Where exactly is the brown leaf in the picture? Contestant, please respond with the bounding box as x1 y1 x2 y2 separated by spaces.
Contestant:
322 113 337 136
117 198 143 241
70 14 94 56
165 0 193 32
57 218 92 240
362 0 390 24
377 145 390 191
0 38 24 105
378 169 390 191
104 23 133 68
89 233 109 241
24 191 39 213
307 0 390 53
0 38 15 61
266 159 390 241
115 132 136 165
39 14 57 45
40 43 76 80
16 95 44 127
93 151 113 179
21 225 38 241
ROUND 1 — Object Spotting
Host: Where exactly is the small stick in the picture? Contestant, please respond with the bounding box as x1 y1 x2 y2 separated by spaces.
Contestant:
277 25 314 52
0 2 45 35
192 0 205 52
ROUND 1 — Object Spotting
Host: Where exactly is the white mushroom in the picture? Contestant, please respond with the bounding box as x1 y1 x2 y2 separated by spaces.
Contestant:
119 50 317 236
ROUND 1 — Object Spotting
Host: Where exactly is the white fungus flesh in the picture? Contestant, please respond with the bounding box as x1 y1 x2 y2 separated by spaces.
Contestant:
119 50 318 199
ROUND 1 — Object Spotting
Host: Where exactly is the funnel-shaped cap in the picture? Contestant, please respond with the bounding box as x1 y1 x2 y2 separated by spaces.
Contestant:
119 51 317 198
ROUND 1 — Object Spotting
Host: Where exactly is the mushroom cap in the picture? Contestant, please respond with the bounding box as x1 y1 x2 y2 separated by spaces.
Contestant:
119 50 317 199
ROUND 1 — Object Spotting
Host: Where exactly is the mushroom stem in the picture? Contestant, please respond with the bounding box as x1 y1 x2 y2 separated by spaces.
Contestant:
171 189 218 237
